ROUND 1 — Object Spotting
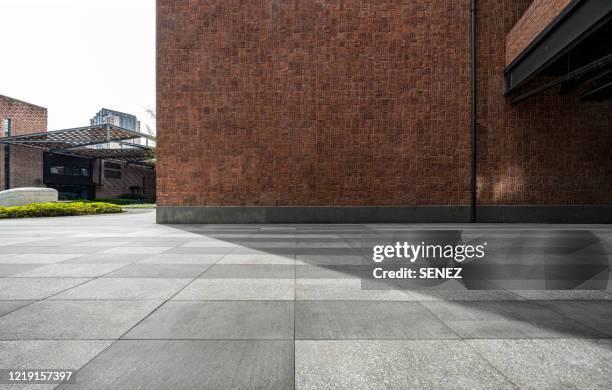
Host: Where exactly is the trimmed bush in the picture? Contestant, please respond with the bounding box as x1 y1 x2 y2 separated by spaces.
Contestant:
94 198 154 205
0 202 122 219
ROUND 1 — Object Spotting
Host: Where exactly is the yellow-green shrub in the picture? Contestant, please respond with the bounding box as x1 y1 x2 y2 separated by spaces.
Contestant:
0 202 122 219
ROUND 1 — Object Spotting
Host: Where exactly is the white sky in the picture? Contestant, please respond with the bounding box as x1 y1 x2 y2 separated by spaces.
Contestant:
0 0 155 133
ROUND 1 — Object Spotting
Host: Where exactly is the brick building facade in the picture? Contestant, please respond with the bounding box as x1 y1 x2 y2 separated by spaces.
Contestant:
156 0 612 223
93 159 156 200
0 95 47 190
1 95 156 201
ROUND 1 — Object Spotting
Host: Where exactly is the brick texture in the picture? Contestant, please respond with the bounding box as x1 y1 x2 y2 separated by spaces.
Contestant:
505 0 572 66
0 95 47 190
478 0 612 205
157 0 472 206
94 160 156 200
157 0 612 208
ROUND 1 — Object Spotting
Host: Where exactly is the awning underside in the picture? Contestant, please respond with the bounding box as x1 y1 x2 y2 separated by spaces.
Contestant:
0 124 155 164
505 1 612 104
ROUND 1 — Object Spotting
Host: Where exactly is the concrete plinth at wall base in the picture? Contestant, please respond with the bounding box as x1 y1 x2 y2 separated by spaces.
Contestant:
156 205 612 224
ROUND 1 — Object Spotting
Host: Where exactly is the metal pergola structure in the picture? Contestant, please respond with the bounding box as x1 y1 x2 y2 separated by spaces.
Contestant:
505 0 612 104
0 124 155 165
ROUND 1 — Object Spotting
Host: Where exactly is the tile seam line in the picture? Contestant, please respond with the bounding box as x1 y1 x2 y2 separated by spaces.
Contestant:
50 242 236 389
530 300 612 338
418 297 521 387
1 337 611 342
417 299 536 389
0 263 128 318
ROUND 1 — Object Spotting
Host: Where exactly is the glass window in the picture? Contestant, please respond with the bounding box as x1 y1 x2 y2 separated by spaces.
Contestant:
104 169 121 179
49 165 89 176
3 118 11 137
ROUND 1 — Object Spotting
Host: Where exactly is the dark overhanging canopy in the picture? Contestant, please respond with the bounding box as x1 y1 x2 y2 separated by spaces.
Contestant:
0 124 155 165
505 0 612 104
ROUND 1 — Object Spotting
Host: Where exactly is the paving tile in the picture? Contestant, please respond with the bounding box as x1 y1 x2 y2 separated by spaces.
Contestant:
422 301 603 339
0 264 44 277
296 254 366 265
295 301 458 340
218 253 296 265
232 247 295 256
56 340 293 390
104 264 211 278
0 247 99 254
180 240 242 248
62 254 150 264
136 253 225 264
125 301 293 340
295 340 515 390
0 300 161 339
162 247 234 255
66 239 132 247
296 279 418 301
296 264 371 279
0 340 113 388
0 301 33 317
50 278 191 300
121 240 189 247
12 263 125 278
0 278 90 300
408 289 525 301
296 241 353 248
199 265 294 279
233 241 295 249
468 339 612 390
0 254 83 264
173 279 294 300
98 246 172 255
539 300 612 337
0 238 43 246
510 290 612 300
14 238 97 247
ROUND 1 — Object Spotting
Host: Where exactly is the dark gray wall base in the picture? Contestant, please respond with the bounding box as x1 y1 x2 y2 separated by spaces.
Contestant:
477 205 612 223
157 205 612 224
157 206 471 224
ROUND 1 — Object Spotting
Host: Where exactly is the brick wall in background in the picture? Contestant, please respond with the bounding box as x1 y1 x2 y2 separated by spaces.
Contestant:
94 159 156 200
0 95 48 190
505 0 572 66
157 0 473 206
478 0 612 205
157 0 612 208
11 146 44 188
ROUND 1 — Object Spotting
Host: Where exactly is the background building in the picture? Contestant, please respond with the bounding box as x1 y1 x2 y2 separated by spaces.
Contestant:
1 95 155 200
91 108 140 132
156 0 612 223
90 108 154 148
0 95 47 190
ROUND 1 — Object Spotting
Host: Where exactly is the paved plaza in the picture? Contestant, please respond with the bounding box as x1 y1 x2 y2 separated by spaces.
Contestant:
0 210 611 389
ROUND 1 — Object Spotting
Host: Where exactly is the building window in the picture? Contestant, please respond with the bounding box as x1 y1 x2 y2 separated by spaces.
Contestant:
105 162 121 170
49 165 89 176
104 161 122 179
2 118 11 137
104 169 121 179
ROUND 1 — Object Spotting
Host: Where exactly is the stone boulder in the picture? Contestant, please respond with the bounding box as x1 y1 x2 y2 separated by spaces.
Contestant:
0 187 58 207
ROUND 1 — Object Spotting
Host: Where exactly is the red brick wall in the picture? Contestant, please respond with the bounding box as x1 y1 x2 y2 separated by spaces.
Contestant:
94 160 156 200
157 0 472 207
478 0 612 205
0 95 47 190
157 0 612 208
505 0 572 66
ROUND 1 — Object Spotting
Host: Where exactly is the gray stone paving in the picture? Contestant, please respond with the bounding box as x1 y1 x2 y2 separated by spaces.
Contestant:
0 209 610 389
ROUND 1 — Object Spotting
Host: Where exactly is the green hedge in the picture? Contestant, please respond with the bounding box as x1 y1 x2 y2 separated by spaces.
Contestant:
94 198 154 205
0 202 122 219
